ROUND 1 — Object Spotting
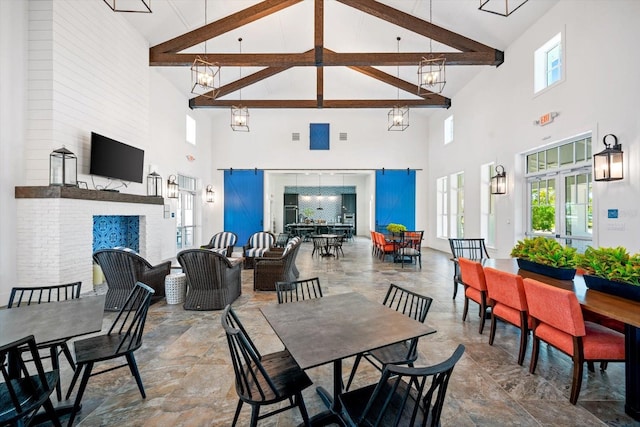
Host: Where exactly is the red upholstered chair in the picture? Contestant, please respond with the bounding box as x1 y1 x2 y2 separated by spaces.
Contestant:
375 232 396 261
458 257 492 334
483 267 531 365
522 278 625 404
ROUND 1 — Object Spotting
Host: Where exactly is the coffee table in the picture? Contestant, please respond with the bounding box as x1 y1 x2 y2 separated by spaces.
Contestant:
260 292 436 425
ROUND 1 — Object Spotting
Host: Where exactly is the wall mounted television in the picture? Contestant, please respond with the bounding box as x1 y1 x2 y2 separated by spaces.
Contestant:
90 132 144 183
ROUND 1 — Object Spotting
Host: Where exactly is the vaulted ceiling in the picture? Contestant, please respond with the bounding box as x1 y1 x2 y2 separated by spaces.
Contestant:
131 0 559 111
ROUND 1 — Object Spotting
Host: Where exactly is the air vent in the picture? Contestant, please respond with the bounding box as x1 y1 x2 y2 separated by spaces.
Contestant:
339 132 348 141
292 132 300 141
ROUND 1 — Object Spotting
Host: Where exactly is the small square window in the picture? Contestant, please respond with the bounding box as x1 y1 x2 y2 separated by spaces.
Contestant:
186 115 196 145
534 32 563 94
444 115 454 144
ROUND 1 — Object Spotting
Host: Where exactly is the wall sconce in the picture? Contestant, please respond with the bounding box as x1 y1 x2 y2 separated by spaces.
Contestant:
205 185 215 203
594 134 624 181
49 146 77 187
491 165 507 195
147 171 162 197
167 175 179 199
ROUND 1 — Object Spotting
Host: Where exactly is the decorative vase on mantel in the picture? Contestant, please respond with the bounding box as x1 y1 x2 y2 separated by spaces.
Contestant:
583 274 640 303
516 258 577 280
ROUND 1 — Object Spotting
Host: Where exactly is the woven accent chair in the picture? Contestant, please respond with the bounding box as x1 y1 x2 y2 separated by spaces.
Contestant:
177 249 242 310
221 305 312 427
65 282 154 426
93 248 170 311
483 267 532 365
201 231 238 257
275 277 323 303
449 238 489 299
523 278 625 404
458 257 492 334
345 284 433 391
340 344 465 427
253 238 302 291
0 335 61 427
7 283 81 401
395 230 424 268
262 236 301 278
243 231 275 269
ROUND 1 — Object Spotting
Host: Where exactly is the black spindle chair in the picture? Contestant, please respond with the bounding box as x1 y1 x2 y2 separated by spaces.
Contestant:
275 277 324 304
448 238 489 299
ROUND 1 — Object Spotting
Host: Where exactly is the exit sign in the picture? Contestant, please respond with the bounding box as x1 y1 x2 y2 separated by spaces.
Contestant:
534 111 558 126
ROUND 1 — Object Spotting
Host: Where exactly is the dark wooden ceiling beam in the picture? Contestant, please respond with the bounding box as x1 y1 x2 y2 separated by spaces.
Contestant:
323 51 504 67
189 98 450 109
150 0 302 54
150 52 315 67
335 0 498 54
315 0 324 107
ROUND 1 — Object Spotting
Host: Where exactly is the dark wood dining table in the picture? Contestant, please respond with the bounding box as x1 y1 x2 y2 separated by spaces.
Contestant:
485 259 640 421
260 292 436 426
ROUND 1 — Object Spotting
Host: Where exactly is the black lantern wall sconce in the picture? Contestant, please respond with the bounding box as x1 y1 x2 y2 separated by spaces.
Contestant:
147 171 162 197
593 134 624 182
205 185 215 203
490 165 507 195
167 175 179 199
49 146 77 187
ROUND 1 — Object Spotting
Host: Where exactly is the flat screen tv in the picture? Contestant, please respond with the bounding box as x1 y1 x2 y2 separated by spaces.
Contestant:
90 132 144 183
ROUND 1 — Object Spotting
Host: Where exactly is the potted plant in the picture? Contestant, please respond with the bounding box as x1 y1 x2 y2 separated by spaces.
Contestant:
386 223 407 236
576 246 640 301
510 236 578 280
302 208 315 224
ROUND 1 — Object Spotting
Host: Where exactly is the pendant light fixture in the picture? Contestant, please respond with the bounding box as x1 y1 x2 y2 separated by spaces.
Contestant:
479 0 529 17
388 36 409 131
316 174 324 211
231 37 250 132
418 0 446 95
103 0 151 13
191 0 220 99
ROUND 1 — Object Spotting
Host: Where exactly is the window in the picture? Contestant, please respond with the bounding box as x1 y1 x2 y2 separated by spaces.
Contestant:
436 176 448 238
534 32 563 93
525 134 592 252
186 115 196 145
450 172 464 238
480 163 496 247
176 174 197 250
444 115 454 144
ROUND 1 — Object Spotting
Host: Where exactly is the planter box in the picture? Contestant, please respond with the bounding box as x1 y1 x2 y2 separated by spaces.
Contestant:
516 258 577 280
583 274 640 303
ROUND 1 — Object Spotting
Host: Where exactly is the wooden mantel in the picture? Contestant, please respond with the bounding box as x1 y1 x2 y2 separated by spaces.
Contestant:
15 186 164 205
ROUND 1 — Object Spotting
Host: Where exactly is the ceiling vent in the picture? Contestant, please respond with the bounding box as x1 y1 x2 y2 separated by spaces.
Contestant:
292 132 300 141
339 132 348 141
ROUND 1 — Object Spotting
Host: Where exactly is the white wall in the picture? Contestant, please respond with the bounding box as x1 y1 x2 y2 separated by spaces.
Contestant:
425 0 640 257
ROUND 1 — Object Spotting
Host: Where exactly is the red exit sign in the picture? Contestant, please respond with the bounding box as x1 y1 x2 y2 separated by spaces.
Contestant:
535 111 558 126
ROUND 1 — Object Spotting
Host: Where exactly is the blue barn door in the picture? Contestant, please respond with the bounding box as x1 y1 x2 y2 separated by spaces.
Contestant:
375 169 416 233
224 169 264 244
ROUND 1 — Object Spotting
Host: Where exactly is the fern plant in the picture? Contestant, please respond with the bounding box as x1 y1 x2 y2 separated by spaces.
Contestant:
576 246 640 286
510 236 577 268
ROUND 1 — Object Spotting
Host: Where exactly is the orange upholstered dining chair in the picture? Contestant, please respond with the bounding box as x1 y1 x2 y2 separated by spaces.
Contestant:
522 278 625 404
458 257 492 334
483 267 531 365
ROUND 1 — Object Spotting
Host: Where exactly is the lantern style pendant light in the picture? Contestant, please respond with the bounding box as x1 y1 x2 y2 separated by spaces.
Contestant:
231 38 250 132
191 0 220 99
479 0 528 17
49 146 77 187
388 37 409 131
418 0 446 95
594 134 624 181
490 165 507 195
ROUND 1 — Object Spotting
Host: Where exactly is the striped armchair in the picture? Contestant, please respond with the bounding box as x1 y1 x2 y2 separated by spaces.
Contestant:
243 231 275 269
201 231 238 257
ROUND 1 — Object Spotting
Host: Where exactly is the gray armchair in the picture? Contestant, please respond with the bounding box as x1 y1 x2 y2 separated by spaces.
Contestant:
93 248 170 311
177 249 242 310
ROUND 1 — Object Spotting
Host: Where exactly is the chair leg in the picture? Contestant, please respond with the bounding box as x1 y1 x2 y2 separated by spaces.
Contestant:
462 296 470 322
345 354 363 392
570 356 584 405
67 361 94 427
126 352 146 398
41 396 62 427
587 361 595 372
478 304 486 334
66 361 83 400
249 405 260 427
232 400 243 426
453 278 458 299
61 342 77 370
296 392 311 427
488 314 497 346
50 346 62 401
529 336 540 374
518 314 528 366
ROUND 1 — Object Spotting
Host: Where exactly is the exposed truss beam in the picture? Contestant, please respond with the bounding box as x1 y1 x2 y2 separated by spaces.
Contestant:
190 98 450 109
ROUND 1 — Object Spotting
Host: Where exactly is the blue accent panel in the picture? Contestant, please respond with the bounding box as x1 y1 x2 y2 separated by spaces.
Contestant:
608 209 618 219
310 123 330 150
375 169 416 232
224 169 264 244
93 215 139 253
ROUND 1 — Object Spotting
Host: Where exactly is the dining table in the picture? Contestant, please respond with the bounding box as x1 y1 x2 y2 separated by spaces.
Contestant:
485 259 640 421
260 292 436 426
312 234 339 257
0 294 106 420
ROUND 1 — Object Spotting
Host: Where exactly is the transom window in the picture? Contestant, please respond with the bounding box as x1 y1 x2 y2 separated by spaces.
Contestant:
444 115 454 145
534 32 563 93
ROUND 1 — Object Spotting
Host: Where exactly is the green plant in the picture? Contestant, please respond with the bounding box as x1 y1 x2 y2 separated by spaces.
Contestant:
576 246 640 286
386 223 407 234
302 207 315 219
510 236 577 268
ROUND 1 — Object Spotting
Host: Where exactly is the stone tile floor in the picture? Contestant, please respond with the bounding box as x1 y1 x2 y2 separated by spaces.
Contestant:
57 237 638 426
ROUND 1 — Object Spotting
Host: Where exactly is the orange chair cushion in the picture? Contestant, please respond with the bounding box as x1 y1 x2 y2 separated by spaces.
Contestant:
582 322 625 360
493 304 532 329
464 287 493 306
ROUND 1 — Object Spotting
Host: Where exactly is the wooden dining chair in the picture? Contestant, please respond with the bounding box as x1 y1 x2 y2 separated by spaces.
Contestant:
458 257 492 334
221 305 312 427
7 282 82 401
340 344 465 427
65 282 155 426
275 277 323 303
483 267 531 365
345 284 433 391
396 230 424 268
0 335 62 427
523 278 625 404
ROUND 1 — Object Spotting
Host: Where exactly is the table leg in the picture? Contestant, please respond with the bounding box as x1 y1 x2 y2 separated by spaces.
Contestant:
625 324 640 420
306 359 345 426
